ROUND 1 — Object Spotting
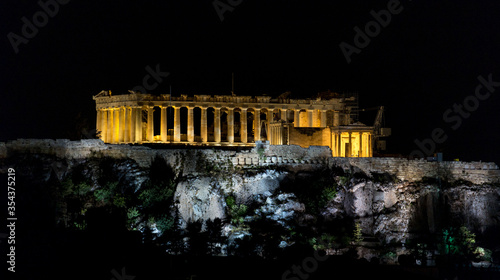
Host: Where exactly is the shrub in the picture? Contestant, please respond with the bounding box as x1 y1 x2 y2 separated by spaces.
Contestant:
352 221 363 244
94 182 119 204
225 195 248 225
439 226 476 258
309 234 336 250
155 215 175 233
257 147 265 160
339 176 349 186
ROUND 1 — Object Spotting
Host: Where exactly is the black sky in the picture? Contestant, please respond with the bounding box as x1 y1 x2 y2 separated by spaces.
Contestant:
1 0 500 162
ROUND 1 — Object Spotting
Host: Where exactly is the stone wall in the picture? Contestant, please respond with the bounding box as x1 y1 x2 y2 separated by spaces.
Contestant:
1 139 499 184
331 157 500 185
288 127 330 148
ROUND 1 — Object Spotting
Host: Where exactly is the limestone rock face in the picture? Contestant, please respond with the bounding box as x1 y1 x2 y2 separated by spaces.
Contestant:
255 193 305 226
345 181 374 218
230 170 285 203
175 177 226 225
174 170 288 226
444 185 500 234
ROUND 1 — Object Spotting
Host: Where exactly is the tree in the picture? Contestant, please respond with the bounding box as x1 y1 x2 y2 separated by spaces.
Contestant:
138 155 177 235
439 226 477 262
186 220 209 256
206 218 226 255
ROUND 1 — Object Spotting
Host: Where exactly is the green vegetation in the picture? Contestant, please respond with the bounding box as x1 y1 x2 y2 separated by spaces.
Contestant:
285 169 339 214
309 234 337 250
339 175 349 186
136 155 177 233
225 195 248 226
57 173 94 230
474 247 492 261
321 185 337 205
49 155 179 235
94 182 118 204
257 147 265 161
152 214 175 233
352 221 363 244
61 179 93 197
439 226 477 258
127 207 140 229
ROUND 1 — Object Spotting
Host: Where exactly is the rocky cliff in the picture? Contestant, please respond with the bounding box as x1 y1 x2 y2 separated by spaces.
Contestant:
1 139 499 264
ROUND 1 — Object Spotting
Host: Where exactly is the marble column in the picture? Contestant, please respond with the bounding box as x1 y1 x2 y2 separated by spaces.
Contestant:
254 109 261 141
187 107 194 143
358 132 363 157
161 106 167 142
134 107 142 143
312 110 319 127
214 108 221 143
348 132 352 157
96 109 102 139
100 109 107 143
118 107 125 142
201 107 207 143
174 106 181 142
241 108 247 143
107 109 113 143
113 108 120 143
332 132 337 157
277 126 281 145
281 109 287 122
271 126 275 144
147 106 154 142
307 109 314 127
278 126 282 145
129 108 136 143
266 110 272 142
333 111 340 127
368 133 373 157
320 110 327 128
124 107 130 142
338 133 342 157
227 108 234 144
272 126 277 145
294 109 300 127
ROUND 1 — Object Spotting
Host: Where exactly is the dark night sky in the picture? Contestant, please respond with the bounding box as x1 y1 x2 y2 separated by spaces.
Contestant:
1 0 500 162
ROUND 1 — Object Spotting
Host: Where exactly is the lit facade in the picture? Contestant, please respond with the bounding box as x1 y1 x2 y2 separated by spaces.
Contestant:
93 90 376 157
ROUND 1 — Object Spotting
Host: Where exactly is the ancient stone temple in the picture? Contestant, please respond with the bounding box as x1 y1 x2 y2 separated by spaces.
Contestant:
93 90 389 157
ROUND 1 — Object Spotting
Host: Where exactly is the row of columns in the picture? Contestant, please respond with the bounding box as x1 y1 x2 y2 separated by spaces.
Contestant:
97 106 258 144
332 131 372 157
97 107 142 144
97 106 338 144
304 109 327 128
269 123 287 145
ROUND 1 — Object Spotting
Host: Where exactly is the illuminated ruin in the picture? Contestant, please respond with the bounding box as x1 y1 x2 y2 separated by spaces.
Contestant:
93 90 390 157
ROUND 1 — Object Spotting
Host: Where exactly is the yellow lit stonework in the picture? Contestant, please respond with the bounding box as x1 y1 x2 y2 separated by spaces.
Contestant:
93 90 382 157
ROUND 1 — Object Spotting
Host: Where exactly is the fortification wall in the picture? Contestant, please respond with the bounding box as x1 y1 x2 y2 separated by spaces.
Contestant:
1 139 499 184
331 157 500 185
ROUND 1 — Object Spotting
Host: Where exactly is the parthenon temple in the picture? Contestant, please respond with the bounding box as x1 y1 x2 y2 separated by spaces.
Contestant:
93 90 386 157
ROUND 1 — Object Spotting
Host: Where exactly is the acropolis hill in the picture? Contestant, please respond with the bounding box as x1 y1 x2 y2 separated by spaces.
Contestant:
1 91 500 269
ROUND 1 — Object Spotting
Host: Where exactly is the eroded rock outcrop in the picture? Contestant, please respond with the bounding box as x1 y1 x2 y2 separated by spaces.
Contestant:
1 139 499 262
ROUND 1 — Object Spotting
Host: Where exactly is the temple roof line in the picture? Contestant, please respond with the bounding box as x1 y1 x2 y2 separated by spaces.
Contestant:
93 90 357 110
